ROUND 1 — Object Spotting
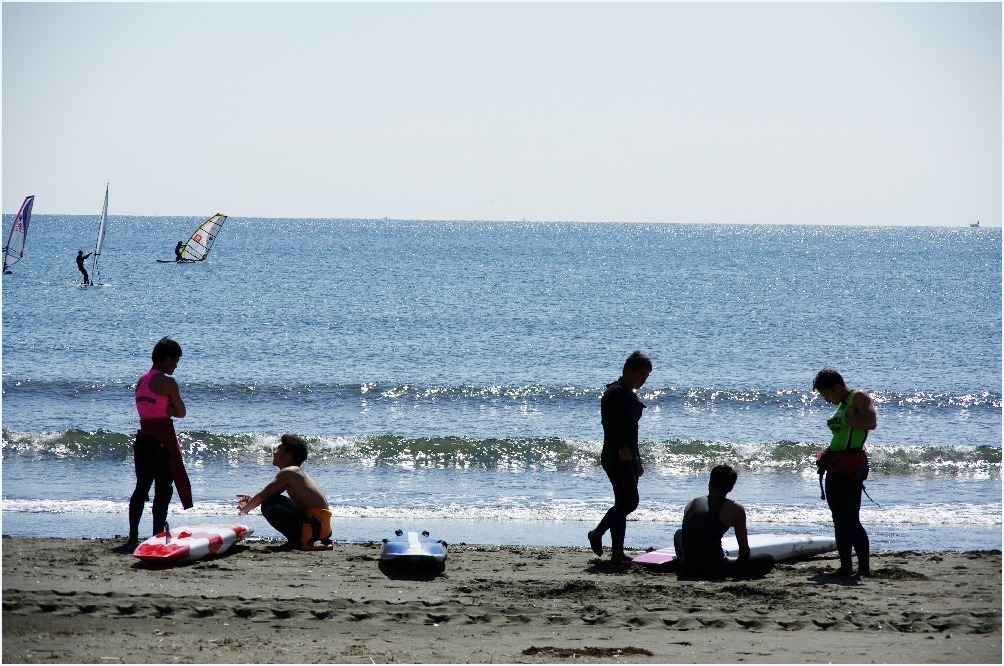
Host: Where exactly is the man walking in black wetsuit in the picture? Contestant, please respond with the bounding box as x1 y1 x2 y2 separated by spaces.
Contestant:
588 350 652 563
674 464 774 579
76 249 92 284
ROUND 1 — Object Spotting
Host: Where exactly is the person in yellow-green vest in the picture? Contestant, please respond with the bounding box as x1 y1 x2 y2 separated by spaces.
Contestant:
813 368 877 578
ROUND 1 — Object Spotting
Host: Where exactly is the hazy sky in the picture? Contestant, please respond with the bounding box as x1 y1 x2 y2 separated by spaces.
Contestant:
3 2 1001 225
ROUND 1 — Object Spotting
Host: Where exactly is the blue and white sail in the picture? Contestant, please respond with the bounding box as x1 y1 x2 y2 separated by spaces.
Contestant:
3 195 34 273
90 184 109 284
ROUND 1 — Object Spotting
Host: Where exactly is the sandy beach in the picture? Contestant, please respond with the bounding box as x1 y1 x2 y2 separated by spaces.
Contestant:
2 537 1000 664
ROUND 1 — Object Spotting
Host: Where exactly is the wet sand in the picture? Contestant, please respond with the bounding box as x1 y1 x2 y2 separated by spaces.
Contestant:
2 537 1000 663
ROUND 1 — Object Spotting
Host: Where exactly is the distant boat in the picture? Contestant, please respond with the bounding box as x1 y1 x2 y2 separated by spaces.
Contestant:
90 184 109 285
3 195 34 274
970 220 980 228
157 213 228 263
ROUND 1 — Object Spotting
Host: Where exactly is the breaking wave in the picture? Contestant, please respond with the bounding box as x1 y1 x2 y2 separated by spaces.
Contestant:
3 428 998 477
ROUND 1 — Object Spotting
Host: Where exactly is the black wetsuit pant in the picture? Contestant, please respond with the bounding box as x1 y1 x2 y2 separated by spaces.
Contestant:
680 555 775 580
77 263 89 284
128 435 174 540
825 472 870 572
672 529 775 579
594 458 639 553
262 495 312 546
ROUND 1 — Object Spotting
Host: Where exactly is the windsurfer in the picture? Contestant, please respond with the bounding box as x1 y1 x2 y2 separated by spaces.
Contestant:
174 241 185 261
238 434 333 551
75 250 92 284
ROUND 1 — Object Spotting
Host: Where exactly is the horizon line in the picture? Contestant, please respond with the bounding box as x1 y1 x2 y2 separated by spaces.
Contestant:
2 213 998 229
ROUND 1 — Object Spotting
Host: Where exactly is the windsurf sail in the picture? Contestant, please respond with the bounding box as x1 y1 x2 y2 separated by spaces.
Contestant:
3 195 34 273
90 184 109 284
178 213 227 261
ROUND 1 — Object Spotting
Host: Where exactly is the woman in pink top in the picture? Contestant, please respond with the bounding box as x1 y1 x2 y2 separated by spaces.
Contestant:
128 337 193 544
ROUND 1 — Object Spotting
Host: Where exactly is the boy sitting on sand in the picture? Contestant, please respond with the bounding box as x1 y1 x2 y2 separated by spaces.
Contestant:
673 464 774 579
237 434 333 551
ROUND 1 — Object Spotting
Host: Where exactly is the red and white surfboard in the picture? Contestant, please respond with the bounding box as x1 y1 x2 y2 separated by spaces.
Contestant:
133 524 253 563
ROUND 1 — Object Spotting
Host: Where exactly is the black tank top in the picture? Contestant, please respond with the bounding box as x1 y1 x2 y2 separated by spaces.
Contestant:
680 495 729 569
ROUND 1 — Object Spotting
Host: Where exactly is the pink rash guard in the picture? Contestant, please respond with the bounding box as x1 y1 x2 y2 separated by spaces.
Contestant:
134 367 193 509
135 368 171 419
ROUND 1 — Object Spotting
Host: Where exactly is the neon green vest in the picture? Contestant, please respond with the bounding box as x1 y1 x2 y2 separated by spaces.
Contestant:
826 389 868 452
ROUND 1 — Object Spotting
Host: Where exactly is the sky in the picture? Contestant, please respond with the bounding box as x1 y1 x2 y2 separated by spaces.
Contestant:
2 2 1001 226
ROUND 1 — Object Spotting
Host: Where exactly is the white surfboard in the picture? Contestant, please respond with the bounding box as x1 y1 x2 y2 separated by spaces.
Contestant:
722 533 836 560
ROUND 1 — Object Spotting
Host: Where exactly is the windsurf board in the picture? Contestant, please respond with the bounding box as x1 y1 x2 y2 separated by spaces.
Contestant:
380 530 447 571
133 524 253 564
632 533 836 569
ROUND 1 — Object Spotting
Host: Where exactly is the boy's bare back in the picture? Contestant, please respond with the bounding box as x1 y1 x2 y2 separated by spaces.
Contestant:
276 466 328 511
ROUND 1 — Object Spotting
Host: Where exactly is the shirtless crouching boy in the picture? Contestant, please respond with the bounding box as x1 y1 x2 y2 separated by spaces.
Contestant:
238 434 333 551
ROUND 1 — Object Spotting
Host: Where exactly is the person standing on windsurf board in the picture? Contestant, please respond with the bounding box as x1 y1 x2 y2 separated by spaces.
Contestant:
75 249 92 285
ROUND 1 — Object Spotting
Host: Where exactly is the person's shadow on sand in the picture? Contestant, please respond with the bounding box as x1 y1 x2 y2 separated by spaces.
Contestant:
111 542 137 555
808 572 863 586
585 557 635 575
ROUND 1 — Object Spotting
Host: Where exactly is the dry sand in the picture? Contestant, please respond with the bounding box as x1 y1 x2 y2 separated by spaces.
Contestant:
2 536 1000 664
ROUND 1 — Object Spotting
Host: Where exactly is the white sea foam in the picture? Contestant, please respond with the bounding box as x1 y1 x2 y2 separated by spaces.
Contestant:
4 498 999 528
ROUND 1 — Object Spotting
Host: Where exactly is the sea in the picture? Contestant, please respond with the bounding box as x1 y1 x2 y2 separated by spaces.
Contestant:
2 215 1000 552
